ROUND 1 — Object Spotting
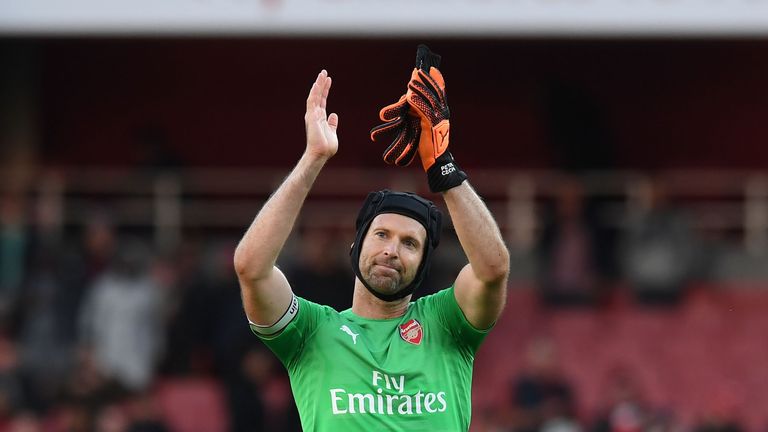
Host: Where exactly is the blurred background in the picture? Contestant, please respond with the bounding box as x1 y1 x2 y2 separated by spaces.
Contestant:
1 1 768 431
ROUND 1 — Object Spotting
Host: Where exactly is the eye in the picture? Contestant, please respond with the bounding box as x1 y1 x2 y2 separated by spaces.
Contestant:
374 231 386 239
404 239 417 249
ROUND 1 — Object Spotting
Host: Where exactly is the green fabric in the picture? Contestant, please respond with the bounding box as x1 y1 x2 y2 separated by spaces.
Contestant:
255 287 491 432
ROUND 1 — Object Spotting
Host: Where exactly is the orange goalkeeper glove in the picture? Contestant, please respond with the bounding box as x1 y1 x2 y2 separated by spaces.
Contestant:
369 95 420 167
369 44 442 168
407 45 467 192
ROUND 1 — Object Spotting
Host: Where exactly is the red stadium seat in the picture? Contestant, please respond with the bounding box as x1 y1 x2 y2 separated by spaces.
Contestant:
153 377 229 432
471 284 768 431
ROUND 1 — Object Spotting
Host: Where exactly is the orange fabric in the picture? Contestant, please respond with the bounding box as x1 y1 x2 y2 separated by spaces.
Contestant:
370 94 421 167
406 67 451 171
379 94 408 121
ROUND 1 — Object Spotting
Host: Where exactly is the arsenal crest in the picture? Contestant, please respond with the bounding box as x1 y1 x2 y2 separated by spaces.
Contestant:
399 319 423 345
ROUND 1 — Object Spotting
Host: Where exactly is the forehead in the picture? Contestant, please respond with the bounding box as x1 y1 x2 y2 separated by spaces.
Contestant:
369 213 427 241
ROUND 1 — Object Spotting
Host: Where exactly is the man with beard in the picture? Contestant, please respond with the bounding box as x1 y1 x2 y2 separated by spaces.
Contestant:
234 46 509 431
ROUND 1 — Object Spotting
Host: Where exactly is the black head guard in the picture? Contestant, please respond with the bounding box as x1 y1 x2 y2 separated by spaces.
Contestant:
350 190 442 301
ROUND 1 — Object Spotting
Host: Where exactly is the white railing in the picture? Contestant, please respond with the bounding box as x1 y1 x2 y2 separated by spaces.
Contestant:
3 167 768 255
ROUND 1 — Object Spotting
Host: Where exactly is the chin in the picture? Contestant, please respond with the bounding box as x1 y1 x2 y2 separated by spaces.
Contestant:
373 280 400 295
365 275 400 294
368 275 418 297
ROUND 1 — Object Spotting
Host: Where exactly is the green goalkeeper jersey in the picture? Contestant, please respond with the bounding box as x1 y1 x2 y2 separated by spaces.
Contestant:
254 287 491 431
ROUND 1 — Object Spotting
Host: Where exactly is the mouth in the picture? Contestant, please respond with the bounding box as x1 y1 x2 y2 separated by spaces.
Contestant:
366 261 404 292
373 263 402 274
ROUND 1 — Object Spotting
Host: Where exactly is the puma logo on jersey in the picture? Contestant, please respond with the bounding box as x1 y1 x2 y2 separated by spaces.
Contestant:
340 325 359 344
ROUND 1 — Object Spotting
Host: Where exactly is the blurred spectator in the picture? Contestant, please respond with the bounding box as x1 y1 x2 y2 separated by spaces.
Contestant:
93 403 128 432
509 337 578 432
282 226 352 312
0 338 28 426
18 249 77 410
173 238 299 431
78 238 166 392
196 241 255 376
0 194 28 332
17 208 119 412
80 212 117 283
158 240 207 376
538 176 613 306
19 229 70 401
260 370 300 432
124 393 169 432
203 335 301 432
622 178 699 305
590 368 651 432
225 345 271 432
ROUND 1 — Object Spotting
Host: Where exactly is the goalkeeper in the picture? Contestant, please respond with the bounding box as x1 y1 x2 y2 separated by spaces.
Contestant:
234 45 509 431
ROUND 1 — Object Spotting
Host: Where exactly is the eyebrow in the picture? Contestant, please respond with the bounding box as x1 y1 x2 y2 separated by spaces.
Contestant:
403 235 422 247
371 227 423 247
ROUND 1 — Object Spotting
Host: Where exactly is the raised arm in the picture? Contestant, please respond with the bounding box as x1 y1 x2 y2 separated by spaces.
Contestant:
444 182 509 329
398 46 509 329
233 70 338 326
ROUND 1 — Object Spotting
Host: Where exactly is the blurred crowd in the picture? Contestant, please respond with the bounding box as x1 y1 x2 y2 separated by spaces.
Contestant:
482 335 745 432
0 169 756 432
537 174 706 307
0 190 310 432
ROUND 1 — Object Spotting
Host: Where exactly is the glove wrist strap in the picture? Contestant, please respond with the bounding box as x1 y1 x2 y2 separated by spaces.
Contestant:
426 152 468 193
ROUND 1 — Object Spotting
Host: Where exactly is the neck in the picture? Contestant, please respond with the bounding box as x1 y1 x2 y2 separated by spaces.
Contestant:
351 278 411 319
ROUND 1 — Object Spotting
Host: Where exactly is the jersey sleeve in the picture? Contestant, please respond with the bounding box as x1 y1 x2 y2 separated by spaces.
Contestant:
250 296 329 367
425 286 492 353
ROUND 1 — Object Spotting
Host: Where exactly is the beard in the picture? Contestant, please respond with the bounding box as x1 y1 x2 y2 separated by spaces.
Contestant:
361 258 407 295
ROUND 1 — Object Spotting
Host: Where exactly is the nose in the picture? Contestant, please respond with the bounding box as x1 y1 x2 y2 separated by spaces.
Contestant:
382 240 398 258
